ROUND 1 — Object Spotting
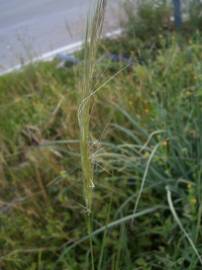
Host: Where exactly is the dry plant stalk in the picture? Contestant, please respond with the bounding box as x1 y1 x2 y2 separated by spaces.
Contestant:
78 0 106 212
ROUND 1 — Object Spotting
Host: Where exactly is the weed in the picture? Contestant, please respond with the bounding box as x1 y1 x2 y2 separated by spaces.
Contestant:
1 1 202 269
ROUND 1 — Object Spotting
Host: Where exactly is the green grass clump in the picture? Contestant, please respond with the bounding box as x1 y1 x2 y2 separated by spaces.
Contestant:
1 0 202 269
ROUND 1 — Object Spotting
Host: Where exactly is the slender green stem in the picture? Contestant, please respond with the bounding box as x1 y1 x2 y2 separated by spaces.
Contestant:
166 186 202 265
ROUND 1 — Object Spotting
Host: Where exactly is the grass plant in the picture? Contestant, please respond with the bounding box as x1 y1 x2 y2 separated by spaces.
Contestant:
78 0 106 212
1 0 202 269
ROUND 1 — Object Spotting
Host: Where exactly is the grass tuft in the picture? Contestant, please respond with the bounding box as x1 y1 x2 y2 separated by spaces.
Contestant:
1 1 202 268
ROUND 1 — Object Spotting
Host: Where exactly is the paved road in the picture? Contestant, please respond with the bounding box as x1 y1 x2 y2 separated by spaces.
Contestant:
0 0 121 73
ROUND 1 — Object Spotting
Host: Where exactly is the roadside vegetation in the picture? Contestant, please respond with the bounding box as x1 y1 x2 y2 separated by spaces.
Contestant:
1 0 202 269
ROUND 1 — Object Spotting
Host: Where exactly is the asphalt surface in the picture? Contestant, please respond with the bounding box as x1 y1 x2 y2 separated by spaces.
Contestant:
0 0 121 73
